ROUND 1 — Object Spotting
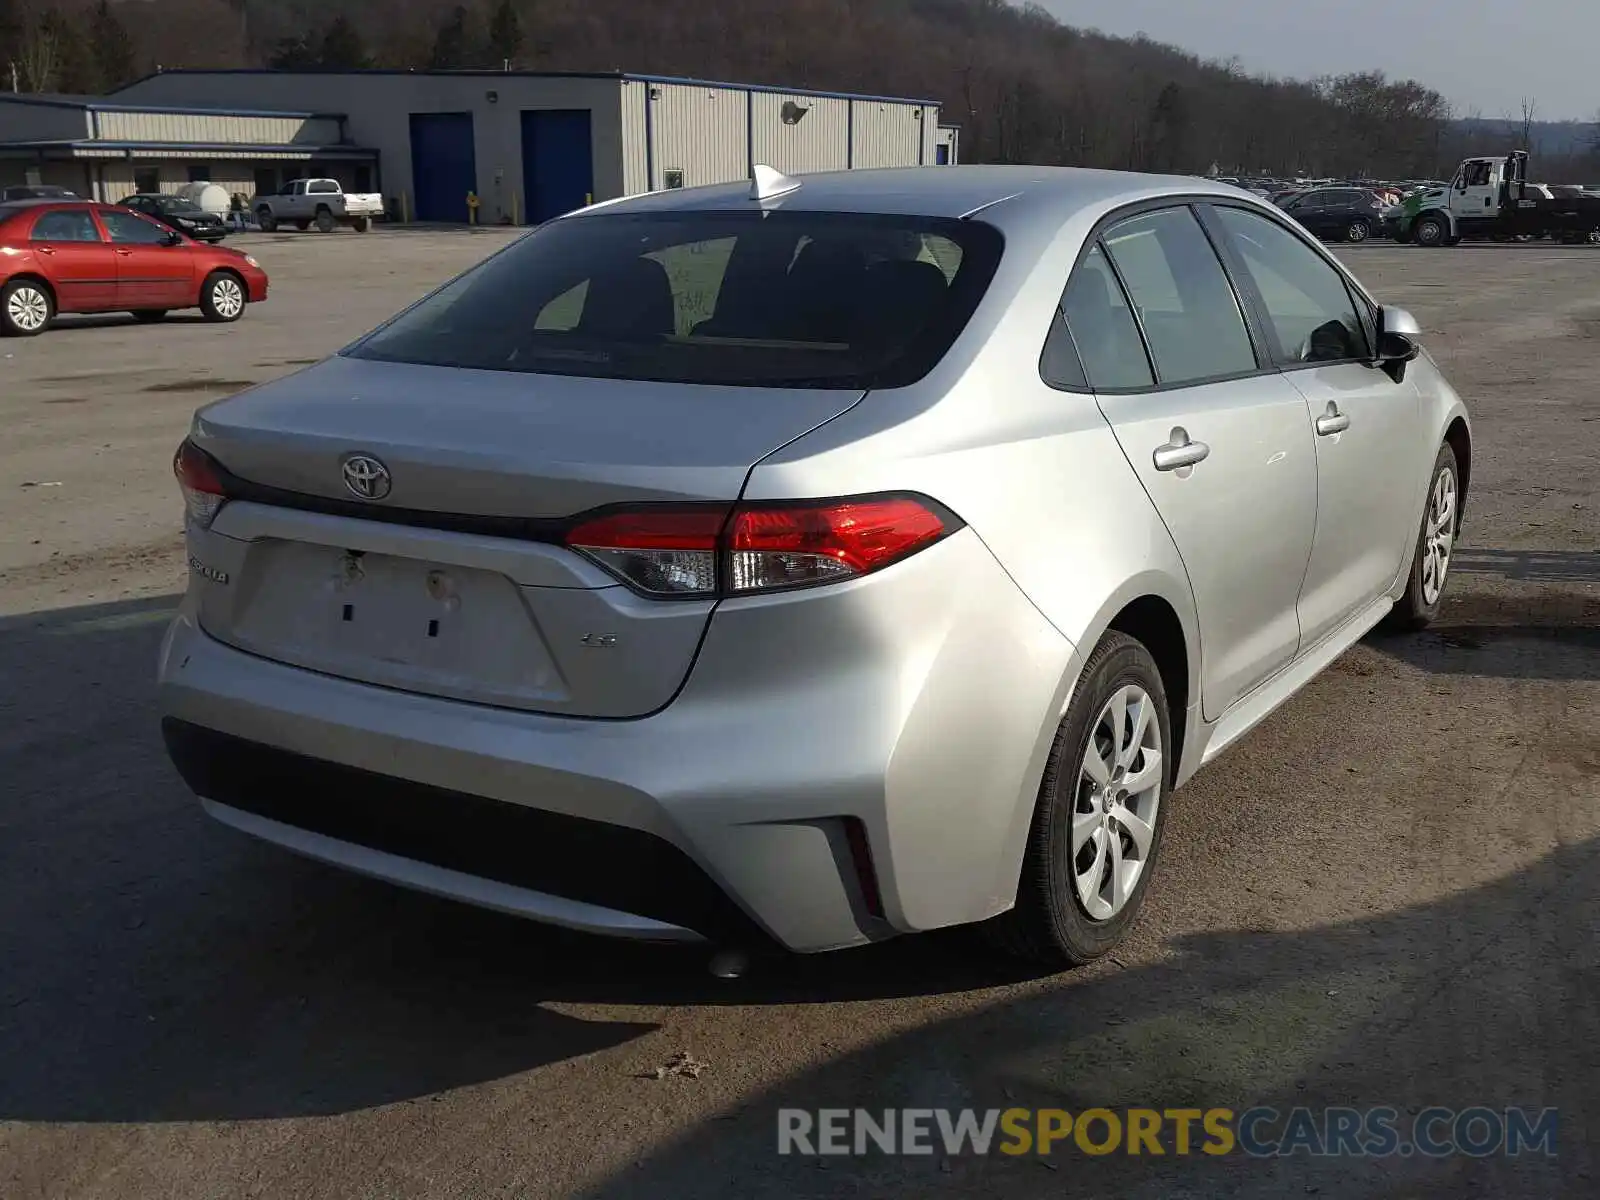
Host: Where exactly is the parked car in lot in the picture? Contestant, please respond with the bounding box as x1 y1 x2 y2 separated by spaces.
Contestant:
0 200 268 335
250 178 384 232
118 193 228 243
159 165 1470 966
1274 186 1388 242
0 184 78 202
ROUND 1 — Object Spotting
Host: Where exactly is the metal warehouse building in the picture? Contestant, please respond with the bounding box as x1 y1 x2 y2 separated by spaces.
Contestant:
97 69 958 224
0 93 377 202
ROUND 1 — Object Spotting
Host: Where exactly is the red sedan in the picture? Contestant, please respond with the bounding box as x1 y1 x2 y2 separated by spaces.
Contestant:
0 199 268 336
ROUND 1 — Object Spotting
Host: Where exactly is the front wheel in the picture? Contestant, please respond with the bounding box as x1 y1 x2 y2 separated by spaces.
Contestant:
199 272 246 323
1346 218 1371 243
255 208 276 233
1414 215 1448 247
982 631 1172 967
1 278 53 336
1387 443 1460 631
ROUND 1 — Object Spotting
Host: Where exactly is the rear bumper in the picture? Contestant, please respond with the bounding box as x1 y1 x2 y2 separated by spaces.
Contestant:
157 528 1078 953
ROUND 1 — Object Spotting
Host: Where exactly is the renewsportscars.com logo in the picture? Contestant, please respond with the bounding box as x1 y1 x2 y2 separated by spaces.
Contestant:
777 1106 1558 1159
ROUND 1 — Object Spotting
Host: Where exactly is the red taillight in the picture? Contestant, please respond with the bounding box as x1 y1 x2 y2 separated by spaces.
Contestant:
173 438 227 528
565 506 729 597
564 494 955 598
730 497 949 592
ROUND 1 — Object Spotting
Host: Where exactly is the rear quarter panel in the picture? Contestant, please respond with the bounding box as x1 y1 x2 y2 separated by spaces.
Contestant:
743 195 1201 912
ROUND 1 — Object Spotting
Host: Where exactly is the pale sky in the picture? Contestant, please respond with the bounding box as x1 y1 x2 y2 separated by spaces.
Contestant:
1034 0 1595 121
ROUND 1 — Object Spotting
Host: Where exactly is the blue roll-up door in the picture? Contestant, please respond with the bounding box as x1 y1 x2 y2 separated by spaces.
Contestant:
409 112 476 222
521 109 594 225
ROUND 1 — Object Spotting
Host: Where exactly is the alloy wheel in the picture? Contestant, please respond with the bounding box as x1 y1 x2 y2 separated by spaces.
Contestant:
1071 684 1163 921
212 277 244 319
6 285 49 332
1420 465 1457 606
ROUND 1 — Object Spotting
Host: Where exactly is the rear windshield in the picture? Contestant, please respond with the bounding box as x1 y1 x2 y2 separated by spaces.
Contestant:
346 210 1004 388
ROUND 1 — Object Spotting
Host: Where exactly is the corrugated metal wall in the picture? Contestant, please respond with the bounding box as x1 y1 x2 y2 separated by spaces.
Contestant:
619 79 649 195
849 100 924 168
751 93 848 175
648 83 748 191
93 110 340 145
113 73 626 223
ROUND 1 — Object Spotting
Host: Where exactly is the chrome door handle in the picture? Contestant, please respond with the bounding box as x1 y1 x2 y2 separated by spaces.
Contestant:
1315 404 1351 436
115 247 133 256
35 245 55 255
1152 428 1211 472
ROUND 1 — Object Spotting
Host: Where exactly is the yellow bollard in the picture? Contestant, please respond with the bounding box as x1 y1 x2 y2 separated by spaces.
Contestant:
466 191 480 225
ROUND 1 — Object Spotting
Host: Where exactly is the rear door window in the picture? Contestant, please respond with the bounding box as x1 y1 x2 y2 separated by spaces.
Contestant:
30 210 102 242
350 211 1003 389
1100 207 1259 386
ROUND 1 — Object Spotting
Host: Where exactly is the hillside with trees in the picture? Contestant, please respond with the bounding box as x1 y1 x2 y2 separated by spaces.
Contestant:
3 0 1598 180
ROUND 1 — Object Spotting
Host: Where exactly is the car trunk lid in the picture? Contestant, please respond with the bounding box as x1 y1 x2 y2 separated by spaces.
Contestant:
188 354 865 717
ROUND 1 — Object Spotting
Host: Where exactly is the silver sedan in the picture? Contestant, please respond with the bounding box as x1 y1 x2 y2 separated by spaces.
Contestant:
158 165 1470 966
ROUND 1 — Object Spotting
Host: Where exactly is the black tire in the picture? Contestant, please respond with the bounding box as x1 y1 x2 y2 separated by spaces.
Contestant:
1 277 54 337
1413 214 1448 247
256 208 276 233
982 631 1174 968
1386 442 1460 631
1345 218 1371 243
131 310 167 323
1587 228 1600 246
294 220 311 231
199 271 246 323
352 216 370 233
314 208 336 233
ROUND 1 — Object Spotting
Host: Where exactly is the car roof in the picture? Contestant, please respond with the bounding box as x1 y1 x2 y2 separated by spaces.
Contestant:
563 165 1268 231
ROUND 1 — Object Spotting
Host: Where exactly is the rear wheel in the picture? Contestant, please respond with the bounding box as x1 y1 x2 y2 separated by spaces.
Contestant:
131 310 167 323
199 271 246 323
1387 442 1460 631
314 208 336 233
1 278 53 336
294 220 311 231
352 216 370 233
1345 218 1371 243
982 631 1172 967
1587 228 1600 245
1414 214 1448 247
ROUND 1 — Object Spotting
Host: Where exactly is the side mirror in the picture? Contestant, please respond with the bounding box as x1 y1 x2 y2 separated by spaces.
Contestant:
162 230 184 246
1374 307 1422 382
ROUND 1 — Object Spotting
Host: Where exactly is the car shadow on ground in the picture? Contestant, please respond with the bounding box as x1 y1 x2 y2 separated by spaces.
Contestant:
578 841 1599 1200
0 596 1047 1127
46 313 211 332
1364 561 1600 683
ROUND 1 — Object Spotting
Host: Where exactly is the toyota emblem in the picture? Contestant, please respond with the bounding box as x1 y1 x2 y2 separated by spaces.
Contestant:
341 454 392 501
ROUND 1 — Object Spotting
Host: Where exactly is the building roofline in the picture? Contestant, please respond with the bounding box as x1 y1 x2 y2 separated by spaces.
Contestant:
113 67 941 108
1 91 343 120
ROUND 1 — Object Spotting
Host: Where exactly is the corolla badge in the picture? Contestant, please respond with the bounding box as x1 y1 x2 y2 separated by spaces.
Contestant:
341 453 391 501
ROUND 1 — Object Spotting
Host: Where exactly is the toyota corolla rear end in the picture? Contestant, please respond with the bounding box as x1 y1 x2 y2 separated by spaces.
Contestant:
157 188 1074 953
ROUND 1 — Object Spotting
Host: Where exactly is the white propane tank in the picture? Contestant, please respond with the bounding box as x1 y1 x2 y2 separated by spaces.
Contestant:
176 182 230 214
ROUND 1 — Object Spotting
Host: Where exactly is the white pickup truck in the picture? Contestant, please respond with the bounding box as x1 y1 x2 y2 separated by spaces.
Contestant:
251 179 384 233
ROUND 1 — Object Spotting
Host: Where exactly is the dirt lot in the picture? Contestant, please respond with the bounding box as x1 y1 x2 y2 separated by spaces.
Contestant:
1 232 1596 1199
